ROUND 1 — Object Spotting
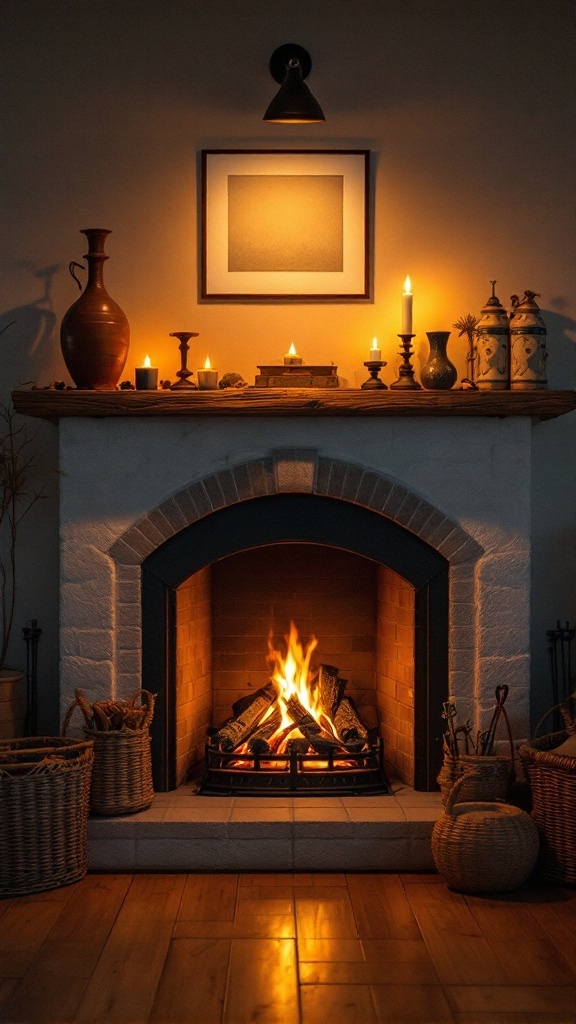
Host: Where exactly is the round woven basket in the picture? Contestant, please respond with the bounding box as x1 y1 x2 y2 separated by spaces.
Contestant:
0 736 94 898
432 775 539 894
88 727 154 815
519 730 576 885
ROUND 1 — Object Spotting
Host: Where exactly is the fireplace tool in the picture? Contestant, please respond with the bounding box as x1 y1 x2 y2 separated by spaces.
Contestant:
22 618 41 736
547 620 575 730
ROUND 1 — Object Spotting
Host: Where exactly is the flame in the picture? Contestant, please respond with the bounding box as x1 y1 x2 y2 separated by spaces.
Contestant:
372 337 378 347
143 354 151 368
288 342 298 356
264 622 339 751
403 275 412 295
204 355 211 369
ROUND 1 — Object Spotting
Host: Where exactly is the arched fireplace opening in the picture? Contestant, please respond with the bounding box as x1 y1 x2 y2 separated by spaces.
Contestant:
142 493 448 792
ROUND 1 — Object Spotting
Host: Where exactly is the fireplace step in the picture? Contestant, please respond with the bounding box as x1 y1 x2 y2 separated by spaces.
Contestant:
87 784 441 872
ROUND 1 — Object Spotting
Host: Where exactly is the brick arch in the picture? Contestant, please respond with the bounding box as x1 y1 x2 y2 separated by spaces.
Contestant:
109 448 483 568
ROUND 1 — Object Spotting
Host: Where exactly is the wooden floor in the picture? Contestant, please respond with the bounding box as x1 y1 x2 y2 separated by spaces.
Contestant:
1 872 576 1024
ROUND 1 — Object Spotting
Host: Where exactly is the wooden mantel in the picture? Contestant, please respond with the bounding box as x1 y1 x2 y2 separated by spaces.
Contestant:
11 387 576 421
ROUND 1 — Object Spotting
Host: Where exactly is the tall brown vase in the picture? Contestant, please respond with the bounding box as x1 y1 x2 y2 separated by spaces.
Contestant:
60 229 130 390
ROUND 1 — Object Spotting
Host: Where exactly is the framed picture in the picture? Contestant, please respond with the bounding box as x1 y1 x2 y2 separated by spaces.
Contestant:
201 149 370 301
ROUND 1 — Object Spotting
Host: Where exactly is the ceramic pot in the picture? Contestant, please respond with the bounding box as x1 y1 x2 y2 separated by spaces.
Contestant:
0 669 25 739
420 332 457 390
60 229 130 390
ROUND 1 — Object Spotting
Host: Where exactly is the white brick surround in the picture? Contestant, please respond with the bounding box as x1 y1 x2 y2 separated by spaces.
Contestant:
59 414 532 740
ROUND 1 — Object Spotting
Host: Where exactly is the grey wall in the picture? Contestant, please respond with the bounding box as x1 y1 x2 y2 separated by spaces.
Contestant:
1 0 574 730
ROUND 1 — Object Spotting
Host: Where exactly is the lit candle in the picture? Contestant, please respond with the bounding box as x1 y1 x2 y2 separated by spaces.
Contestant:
284 342 303 366
197 355 219 390
369 337 381 362
402 275 413 335
135 354 158 390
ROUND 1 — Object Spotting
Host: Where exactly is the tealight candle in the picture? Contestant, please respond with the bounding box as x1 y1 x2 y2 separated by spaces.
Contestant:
284 342 303 366
135 355 158 390
369 337 381 361
197 355 219 390
402 275 413 335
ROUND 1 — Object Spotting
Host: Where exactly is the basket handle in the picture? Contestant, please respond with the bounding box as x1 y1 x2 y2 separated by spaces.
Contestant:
533 696 576 739
127 689 157 729
444 775 467 814
61 688 94 735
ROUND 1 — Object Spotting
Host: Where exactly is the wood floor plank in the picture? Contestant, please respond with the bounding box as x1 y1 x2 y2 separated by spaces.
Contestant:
0 977 20 1012
403 878 509 985
347 874 421 939
370 983 456 1023
149 938 231 1024
521 885 576 975
464 893 576 986
454 1014 576 1023
446 985 576 1015
300 960 440 985
0 874 132 1024
225 938 299 1024
72 873 186 1024
301 983 377 1024
361 938 436 964
176 872 238 922
0 899 68 977
295 887 358 940
298 938 365 962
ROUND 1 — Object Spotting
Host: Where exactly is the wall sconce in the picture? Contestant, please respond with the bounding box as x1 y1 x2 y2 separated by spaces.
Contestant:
263 43 325 124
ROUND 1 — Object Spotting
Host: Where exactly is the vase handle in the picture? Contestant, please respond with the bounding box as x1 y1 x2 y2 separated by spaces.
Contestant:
68 261 85 291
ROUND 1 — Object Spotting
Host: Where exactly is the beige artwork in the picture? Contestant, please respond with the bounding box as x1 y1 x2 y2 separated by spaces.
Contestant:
227 174 344 273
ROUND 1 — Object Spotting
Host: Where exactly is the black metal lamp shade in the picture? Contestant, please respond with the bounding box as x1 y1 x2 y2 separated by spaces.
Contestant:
263 44 325 124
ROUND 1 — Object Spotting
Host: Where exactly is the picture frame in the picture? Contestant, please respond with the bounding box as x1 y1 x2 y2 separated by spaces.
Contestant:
201 149 370 301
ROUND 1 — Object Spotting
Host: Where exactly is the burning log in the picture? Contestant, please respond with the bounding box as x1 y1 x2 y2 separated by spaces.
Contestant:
287 737 310 755
247 708 283 755
285 695 321 734
215 682 277 751
334 697 368 751
232 684 277 719
317 664 346 718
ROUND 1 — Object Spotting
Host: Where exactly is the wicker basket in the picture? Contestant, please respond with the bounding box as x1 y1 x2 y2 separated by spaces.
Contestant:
437 705 515 805
432 775 539 894
62 689 155 816
518 728 576 885
0 736 94 898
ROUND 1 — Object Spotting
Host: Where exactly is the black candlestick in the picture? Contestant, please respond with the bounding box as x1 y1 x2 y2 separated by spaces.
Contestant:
169 332 198 389
390 334 421 390
361 361 387 390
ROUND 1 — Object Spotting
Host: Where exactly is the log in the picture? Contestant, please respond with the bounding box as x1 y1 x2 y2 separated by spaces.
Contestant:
216 683 277 751
334 697 369 751
247 708 282 755
285 696 321 733
318 664 346 719
287 737 310 755
232 683 277 719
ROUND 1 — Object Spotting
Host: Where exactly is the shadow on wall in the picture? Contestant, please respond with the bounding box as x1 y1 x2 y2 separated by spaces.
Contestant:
0 263 61 395
541 310 576 389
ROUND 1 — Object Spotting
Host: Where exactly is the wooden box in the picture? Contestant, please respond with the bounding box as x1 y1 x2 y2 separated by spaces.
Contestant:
255 365 339 388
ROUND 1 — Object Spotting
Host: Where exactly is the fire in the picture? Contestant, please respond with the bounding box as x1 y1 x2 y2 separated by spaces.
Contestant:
264 621 338 751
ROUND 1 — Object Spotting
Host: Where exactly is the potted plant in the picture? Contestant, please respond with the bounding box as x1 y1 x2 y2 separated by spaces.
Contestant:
1 327 45 736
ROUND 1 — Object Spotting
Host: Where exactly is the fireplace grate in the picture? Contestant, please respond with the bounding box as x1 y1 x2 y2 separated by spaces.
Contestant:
199 737 391 796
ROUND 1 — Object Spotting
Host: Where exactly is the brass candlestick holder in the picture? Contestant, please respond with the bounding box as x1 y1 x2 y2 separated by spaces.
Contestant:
169 332 198 389
361 361 387 390
390 334 421 390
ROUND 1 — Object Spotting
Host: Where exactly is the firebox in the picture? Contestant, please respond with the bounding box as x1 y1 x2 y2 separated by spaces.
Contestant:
142 493 449 792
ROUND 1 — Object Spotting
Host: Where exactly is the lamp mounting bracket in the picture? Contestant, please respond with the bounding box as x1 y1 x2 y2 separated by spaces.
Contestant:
269 44 312 83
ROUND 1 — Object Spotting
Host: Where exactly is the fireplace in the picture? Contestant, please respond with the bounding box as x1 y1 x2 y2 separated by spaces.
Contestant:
37 402 539 802
141 498 449 792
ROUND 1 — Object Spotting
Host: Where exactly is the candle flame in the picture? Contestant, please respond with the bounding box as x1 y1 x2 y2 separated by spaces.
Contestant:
143 355 151 368
371 337 378 347
288 342 298 356
204 355 211 370
404 275 412 294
